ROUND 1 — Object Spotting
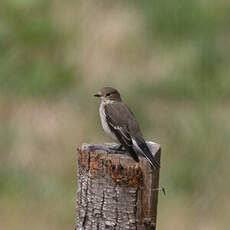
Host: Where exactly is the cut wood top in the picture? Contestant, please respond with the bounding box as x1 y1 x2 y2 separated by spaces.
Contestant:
76 142 161 229
77 142 161 187
81 141 160 158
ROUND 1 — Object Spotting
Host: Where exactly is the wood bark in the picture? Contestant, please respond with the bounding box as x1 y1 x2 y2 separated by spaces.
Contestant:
76 142 161 230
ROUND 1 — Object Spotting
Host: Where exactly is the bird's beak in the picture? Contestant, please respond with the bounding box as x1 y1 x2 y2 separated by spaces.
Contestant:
94 92 102 97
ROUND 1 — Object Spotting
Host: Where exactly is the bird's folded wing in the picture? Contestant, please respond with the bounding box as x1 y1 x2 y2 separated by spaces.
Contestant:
109 122 132 146
104 103 139 162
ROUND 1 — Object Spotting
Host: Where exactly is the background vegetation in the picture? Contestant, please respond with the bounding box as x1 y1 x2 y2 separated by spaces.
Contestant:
0 0 230 229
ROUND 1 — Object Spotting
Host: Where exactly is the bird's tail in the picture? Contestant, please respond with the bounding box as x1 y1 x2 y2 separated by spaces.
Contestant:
134 140 160 169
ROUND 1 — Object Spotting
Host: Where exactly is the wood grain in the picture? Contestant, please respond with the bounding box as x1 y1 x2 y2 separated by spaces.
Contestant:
76 142 161 230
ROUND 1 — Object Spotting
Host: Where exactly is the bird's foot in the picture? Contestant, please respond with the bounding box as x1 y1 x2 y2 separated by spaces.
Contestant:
108 144 126 153
108 145 126 154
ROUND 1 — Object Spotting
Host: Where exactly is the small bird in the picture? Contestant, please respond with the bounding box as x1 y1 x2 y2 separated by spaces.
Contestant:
94 87 160 169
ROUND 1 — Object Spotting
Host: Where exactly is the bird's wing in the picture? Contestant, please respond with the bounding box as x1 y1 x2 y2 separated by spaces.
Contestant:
104 102 139 162
105 102 160 169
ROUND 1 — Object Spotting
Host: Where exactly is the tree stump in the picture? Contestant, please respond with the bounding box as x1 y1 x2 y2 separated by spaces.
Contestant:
76 142 161 230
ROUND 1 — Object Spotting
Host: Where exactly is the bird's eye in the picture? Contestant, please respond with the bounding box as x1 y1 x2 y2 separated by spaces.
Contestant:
106 93 111 97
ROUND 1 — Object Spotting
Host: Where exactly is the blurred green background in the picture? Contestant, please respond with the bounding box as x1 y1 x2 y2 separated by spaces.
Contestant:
0 0 230 229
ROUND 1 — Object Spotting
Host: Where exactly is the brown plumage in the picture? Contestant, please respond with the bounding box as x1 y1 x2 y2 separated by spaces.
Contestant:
94 87 160 169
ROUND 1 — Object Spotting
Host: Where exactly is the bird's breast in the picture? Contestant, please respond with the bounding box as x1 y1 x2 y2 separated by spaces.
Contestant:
99 103 118 142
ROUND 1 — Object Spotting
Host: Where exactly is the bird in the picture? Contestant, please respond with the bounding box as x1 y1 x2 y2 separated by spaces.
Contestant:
94 87 160 169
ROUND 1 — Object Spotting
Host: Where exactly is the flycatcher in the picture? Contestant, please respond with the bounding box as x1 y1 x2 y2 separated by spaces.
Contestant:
94 87 160 169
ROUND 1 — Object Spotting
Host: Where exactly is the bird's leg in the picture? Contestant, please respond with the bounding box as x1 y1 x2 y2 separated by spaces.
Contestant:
108 144 126 152
117 144 125 151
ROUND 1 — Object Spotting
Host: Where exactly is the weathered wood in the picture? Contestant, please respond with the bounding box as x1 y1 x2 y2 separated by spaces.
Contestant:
76 142 161 230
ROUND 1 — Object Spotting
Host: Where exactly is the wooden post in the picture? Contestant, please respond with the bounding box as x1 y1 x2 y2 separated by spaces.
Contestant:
76 142 161 230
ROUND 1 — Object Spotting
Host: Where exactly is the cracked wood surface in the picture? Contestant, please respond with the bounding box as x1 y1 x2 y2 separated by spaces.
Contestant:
76 142 161 230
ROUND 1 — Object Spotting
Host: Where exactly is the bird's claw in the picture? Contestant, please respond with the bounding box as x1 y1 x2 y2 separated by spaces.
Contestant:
108 144 126 152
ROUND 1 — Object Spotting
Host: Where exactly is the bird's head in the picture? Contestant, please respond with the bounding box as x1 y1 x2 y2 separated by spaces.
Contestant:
94 87 121 102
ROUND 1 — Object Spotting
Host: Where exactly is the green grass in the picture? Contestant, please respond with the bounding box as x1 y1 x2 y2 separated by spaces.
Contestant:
0 0 79 97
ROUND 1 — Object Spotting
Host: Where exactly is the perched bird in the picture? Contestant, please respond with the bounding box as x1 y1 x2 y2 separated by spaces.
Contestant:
94 87 160 169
